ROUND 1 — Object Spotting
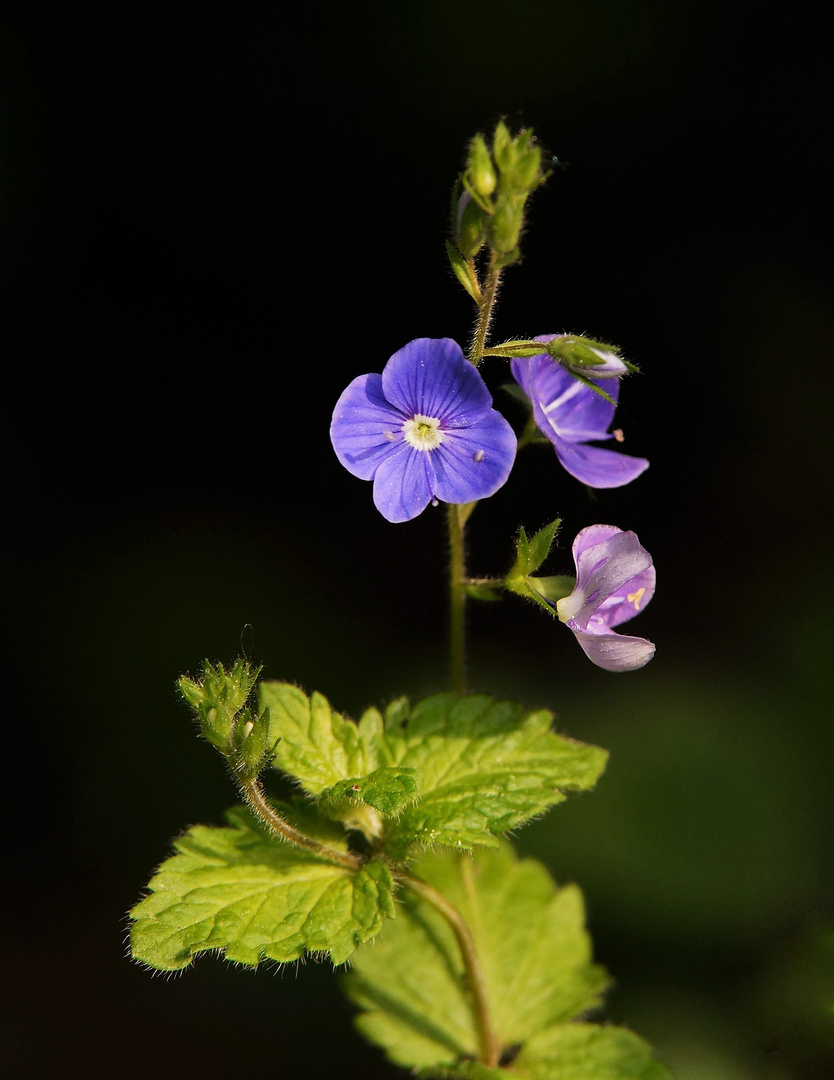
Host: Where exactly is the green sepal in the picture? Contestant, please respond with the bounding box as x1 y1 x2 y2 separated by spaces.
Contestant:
319 766 419 818
529 575 575 606
233 706 277 779
564 368 617 405
178 659 261 753
547 335 622 361
346 844 610 1070
445 240 481 304
129 806 395 970
463 582 502 602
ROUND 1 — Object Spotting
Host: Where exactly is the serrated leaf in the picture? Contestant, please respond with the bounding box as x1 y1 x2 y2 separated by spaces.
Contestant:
260 685 606 858
346 844 609 1070
513 1024 674 1079
130 806 394 970
510 519 561 578
320 766 419 817
259 683 375 794
379 696 606 859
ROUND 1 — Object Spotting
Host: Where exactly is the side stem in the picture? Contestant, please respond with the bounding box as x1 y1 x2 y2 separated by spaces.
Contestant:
240 776 362 871
397 870 500 1068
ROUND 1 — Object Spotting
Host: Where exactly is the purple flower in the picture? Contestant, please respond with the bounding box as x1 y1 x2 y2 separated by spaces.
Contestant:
330 338 517 523
557 525 656 672
511 341 648 488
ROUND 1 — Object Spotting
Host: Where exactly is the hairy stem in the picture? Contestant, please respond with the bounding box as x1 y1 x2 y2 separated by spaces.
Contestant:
397 870 500 1068
240 776 362 871
468 255 502 367
448 503 467 695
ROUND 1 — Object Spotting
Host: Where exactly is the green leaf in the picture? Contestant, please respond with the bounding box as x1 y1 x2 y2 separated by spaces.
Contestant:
505 522 566 616
319 766 419 817
345 844 610 1070
129 806 394 970
260 685 606 858
379 696 606 859
425 1026 672 1079
463 582 502 602
511 520 561 577
259 683 376 795
513 1025 674 1079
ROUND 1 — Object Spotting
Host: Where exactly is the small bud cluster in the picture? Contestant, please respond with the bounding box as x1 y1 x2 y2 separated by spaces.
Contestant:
452 122 547 264
179 660 275 781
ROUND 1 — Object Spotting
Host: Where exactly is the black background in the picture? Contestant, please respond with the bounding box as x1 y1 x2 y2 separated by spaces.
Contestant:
3 2 832 1077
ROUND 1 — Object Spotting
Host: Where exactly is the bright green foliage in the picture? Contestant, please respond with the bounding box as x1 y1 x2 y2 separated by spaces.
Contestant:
130 807 394 970
512 1025 674 1079
319 766 419 817
505 521 574 617
259 685 607 858
346 844 610 1070
428 1026 672 1079
259 683 378 794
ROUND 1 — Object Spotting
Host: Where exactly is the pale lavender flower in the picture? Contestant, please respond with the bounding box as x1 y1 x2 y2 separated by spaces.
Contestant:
557 525 656 672
511 344 648 488
330 338 517 523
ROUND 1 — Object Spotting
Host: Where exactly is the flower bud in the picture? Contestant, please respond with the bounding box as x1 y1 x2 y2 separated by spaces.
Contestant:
466 134 497 197
546 335 627 378
455 192 487 257
488 195 524 254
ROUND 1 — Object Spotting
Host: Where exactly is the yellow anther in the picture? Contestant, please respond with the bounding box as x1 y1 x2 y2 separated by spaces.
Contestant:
627 587 646 610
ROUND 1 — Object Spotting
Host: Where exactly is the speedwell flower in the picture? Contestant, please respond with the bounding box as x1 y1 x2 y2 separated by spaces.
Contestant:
557 524 655 672
330 338 517 523
511 344 648 488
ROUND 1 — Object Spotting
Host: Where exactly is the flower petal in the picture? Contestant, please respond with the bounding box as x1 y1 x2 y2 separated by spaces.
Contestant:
567 527 653 631
571 628 656 672
383 338 492 422
512 354 617 443
372 444 433 523
553 438 649 489
595 563 656 629
427 411 517 504
330 373 406 480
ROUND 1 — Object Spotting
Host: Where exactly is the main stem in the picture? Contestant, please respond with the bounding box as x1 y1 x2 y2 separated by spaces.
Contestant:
448 503 466 695
448 257 503 695
398 871 501 1068
468 255 502 368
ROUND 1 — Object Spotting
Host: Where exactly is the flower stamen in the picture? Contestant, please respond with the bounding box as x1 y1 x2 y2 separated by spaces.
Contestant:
402 414 445 451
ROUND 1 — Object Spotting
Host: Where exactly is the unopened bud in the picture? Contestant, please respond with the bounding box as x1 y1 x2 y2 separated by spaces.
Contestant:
467 134 497 197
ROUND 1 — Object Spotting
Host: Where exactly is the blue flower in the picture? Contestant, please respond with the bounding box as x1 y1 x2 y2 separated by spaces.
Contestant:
511 343 648 488
330 338 517 523
557 525 656 672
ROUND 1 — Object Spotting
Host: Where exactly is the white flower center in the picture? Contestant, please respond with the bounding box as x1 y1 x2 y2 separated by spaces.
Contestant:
402 414 444 451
